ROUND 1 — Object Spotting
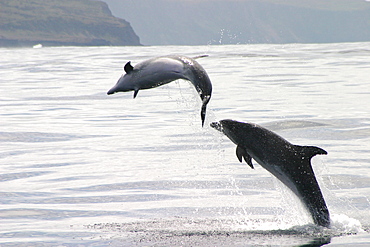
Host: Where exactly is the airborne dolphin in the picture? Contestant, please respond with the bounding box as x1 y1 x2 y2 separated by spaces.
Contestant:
107 55 212 126
211 119 330 227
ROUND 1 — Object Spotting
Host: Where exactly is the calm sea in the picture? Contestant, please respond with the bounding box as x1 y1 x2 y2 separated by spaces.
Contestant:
0 43 369 246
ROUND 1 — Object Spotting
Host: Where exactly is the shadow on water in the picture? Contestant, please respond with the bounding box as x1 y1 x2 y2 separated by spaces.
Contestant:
87 218 333 246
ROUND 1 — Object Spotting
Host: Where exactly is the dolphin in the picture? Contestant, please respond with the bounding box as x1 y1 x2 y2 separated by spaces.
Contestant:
107 55 212 126
211 119 330 227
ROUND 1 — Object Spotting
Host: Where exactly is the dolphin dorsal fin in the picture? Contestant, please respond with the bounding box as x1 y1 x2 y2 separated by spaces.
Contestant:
124 61 134 74
236 145 254 169
297 145 328 160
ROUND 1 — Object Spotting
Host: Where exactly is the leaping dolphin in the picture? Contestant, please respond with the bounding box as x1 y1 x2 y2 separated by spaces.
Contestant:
211 119 330 227
107 55 212 126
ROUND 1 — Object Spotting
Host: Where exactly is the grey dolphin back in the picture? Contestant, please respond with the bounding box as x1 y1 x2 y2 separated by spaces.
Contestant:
107 55 212 126
174 56 212 126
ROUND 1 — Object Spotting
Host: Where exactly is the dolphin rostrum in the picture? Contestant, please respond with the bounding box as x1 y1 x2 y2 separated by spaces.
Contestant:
211 119 330 227
107 55 212 126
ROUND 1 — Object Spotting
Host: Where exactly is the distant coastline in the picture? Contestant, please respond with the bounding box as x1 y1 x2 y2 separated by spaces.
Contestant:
2 0 370 47
0 0 141 47
104 0 370 46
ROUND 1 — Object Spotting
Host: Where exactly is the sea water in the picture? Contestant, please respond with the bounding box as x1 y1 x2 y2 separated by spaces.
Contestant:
0 43 369 246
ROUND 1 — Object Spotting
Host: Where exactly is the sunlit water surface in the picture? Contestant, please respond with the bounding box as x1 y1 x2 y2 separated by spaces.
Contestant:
0 43 369 246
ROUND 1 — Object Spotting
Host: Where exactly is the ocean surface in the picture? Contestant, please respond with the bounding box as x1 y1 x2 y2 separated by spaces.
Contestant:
0 43 369 246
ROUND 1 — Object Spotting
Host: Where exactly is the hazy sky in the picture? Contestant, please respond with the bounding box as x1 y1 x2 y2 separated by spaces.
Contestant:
103 0 370 45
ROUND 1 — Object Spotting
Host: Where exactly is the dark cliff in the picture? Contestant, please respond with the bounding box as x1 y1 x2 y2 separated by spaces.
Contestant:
0 0 141 47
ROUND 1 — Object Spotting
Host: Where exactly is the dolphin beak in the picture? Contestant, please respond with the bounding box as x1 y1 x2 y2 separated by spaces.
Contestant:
107 74 125 95
210 122 222 132
107 86 117 95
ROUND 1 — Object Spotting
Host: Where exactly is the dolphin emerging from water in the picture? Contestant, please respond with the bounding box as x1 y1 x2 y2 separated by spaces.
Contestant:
107 55 212 126
211 119 330 227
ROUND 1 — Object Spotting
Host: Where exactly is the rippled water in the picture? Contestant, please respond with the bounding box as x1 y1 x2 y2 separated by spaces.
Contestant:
0 43 369 246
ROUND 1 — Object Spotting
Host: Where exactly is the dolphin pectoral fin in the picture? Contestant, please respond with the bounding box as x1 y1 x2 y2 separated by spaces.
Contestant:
236 145 254 169
133 89 139 98
245 155 254 169
124 61 134 74
236 145 243 163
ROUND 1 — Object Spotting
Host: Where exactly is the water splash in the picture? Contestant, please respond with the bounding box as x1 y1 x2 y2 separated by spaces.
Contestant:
330 214 364 234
